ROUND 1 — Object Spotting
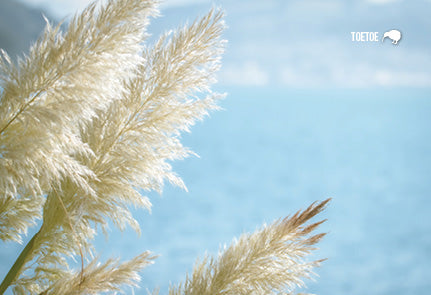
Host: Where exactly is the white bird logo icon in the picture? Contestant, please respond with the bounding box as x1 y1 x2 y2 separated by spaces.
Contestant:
382 29 402 45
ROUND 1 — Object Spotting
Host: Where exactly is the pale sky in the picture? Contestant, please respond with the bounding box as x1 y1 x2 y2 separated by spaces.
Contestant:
16 0 431 88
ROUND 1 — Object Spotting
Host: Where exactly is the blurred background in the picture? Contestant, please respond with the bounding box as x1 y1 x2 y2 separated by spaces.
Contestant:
1 0 431 294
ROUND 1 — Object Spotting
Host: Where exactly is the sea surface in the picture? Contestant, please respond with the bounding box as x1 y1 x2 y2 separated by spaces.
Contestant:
1 88 430 294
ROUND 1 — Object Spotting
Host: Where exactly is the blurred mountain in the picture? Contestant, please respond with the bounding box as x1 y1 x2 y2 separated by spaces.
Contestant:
0 0 51 57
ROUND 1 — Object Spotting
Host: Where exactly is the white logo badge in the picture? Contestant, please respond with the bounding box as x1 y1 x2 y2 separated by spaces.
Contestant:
382 29 402 45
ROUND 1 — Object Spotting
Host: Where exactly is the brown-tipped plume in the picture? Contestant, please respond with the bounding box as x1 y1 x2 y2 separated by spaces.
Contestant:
169 199 330 295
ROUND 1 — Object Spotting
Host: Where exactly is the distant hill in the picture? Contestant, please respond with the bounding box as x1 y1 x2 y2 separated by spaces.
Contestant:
0 0 52 58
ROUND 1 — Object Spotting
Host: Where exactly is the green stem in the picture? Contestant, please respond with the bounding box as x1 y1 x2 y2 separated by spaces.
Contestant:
0 228 41 294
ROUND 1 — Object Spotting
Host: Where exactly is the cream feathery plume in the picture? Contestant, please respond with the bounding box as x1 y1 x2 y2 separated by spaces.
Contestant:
0 195 44 243
43 252 157 295
78 8 226 231
12 252 156 295
5 6 226 294
169 199 330 295
0 0 158 243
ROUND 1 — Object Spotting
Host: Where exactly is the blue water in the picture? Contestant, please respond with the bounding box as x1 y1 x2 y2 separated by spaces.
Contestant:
1 88 431 294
